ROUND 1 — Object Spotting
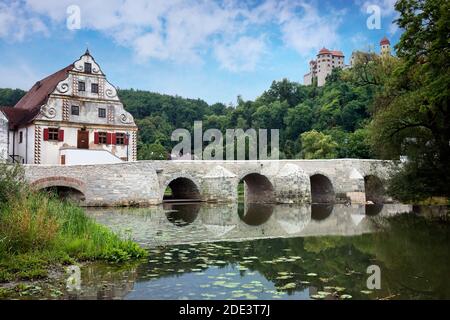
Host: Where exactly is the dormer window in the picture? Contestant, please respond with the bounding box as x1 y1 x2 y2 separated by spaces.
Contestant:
85 63 92 74
78 81 85 92
91 83 99 93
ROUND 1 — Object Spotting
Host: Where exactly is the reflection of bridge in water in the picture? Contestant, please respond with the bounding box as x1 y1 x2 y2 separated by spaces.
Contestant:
87 203 413 247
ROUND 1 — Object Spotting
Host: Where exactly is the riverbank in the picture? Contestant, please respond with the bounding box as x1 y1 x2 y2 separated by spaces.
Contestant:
0 164 147 289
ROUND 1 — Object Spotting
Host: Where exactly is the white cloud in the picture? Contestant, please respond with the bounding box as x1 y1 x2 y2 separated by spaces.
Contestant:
0 0 345 71
359 0 400 35
214 36 267 72
360 0 397 17
278 2 344 57
0 1 48 41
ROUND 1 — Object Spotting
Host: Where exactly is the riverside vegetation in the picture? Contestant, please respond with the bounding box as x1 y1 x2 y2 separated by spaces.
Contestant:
0 163 147 285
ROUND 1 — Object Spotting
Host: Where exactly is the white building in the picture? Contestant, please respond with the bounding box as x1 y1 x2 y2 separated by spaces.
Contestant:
0 49 137 165
0 111 8 161
303 48 345 87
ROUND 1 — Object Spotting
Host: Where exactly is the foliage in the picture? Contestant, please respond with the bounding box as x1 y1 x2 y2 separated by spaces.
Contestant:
300 130 338 159
0 88 26 107
138 142 168 160
368 0 450 200
0 164 147 282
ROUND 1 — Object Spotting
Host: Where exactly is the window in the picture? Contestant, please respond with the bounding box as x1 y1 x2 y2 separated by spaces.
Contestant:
78 81 85 92
91 83 99 93
84 63 92 73
98 108 106 118
48 128 59 141
71 105 79 115
19 131 23 144
98 132 107 144
115 133 126 145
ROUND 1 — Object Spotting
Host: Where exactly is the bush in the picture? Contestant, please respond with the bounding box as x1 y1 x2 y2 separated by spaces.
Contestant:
0 164 147 282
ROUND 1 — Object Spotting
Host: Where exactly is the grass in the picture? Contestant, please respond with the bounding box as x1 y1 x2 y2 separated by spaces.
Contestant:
0 164 147 283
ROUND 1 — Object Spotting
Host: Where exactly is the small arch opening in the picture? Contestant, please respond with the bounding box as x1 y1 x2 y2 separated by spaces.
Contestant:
41 186 85 203
163 177 202 203
310 174 335 204
364 175 385 204
239 173 275 204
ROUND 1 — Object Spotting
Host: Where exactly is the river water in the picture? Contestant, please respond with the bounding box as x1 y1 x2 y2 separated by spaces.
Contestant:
47 202 447 300
7 203 449 300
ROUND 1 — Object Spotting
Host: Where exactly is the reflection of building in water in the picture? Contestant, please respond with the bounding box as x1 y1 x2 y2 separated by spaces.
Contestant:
66 264 138 300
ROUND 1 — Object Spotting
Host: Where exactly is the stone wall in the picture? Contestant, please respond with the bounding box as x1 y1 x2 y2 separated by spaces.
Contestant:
24 159 397 207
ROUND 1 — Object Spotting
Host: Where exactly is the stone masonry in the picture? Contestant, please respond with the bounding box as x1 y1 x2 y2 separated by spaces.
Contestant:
23 159 397 207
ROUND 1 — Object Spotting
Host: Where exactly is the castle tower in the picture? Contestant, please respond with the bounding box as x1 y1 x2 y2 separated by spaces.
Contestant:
380 37 391 57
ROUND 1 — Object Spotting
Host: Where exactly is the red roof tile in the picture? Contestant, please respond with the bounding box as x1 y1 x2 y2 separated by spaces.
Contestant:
15 64 73 111
380 37 390 45
0 107 30 129
3 64 73 128
331 50 344 57
318 47 331 55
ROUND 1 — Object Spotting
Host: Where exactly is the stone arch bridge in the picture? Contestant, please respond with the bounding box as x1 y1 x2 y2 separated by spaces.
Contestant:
24 159 396 207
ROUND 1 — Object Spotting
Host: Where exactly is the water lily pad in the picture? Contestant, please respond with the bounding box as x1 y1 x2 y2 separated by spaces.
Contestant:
279 282 296 290
340 294 352 299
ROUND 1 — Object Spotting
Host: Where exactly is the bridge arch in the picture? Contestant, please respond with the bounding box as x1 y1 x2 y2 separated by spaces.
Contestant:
30 176 86 203
162 175 202 202
238 172 276 204
310 173 335 203
364 175 385 204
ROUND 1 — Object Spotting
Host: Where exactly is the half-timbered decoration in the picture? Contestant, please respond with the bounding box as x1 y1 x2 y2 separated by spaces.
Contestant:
0 49 137 165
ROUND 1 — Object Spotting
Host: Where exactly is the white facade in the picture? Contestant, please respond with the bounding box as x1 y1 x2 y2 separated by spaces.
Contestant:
0 112 8 161
2 50 138 165
303 48 345 86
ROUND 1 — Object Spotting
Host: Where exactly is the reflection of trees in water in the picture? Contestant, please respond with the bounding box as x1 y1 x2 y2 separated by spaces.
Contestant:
311 204 333 221
164 203 201 227
238 202 275 226
365 204 384 216
75 211 450 300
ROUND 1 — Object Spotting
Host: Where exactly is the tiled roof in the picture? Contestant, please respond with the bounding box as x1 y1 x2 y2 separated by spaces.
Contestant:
3 64 73 128
0 107 30 129
380 37 390 45
318 47 331 55
331 50 344 57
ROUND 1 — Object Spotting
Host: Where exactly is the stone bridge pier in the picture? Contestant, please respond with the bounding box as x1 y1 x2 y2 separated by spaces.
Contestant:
24 159 396 207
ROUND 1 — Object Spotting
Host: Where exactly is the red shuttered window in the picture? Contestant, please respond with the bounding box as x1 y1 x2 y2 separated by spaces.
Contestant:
58 129 64 142
106 132 113 145
43 128 49 141
94 132 99 144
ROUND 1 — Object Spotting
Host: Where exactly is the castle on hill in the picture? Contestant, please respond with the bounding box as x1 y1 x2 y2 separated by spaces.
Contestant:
303 37 392 87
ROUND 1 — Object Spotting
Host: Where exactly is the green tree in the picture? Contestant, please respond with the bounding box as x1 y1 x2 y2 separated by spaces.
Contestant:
138 142 168 160
369 0 450 200
300 130 338 159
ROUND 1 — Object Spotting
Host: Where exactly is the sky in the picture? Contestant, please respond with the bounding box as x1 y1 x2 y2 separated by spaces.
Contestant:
0 0 401 105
